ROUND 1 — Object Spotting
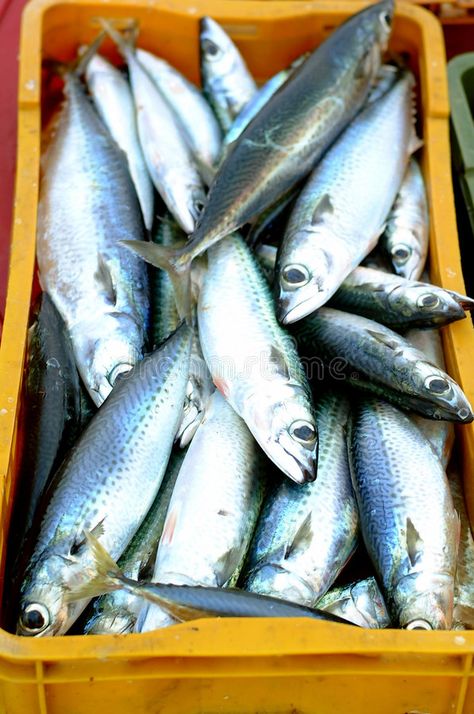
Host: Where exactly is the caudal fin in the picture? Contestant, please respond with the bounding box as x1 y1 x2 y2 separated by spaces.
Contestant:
121 240 192 322
64 531 126 603
98 18 137 59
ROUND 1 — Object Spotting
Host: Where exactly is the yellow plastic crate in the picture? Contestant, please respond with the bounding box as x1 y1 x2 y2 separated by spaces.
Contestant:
1 1 474 712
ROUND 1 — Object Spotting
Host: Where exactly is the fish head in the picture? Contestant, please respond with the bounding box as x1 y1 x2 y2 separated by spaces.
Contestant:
246 564 315 606
388 284 466 325
395 572 454 630
200 17 238 84
276 230 351 324
249 384 318 483
385 228 424 280
413 360 474 422
72 313 143 406
346 0 394 91
17 554 81 637
86 611 135 635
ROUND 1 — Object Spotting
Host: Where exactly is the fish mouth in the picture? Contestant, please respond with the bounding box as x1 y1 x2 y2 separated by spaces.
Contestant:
451 292 474 313
278 443 317 484
277 293 322 325
405 619 433 631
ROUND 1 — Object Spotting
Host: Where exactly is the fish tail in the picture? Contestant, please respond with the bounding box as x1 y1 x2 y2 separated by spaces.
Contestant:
65 531 128 603
44 32 105 78
98 18 137 59
121 240 193 322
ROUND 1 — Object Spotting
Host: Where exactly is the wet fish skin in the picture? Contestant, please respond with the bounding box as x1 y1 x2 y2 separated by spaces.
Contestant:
317 577 391 629
84 53 154 230
276 70 417 325
243 390 358 606
406 328 455 468
294 307 474 423
198 234 318 484
380 158 429 280
17 324 192 637
330 266 472 329
136 49 222 175
448 467 474 630
141 390 266 631
200 17 257 133
68 533 354 625
349 397 459 629
102 22 206 235
84 449 186 635
156 1 393 281
36 71 149 407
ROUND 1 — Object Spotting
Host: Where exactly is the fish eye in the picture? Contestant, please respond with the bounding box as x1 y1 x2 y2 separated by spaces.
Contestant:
20 603 50 633
289 420 317 445
202 39 222 59
281 264 310 289
391 244 412 265
424 376 451 394
381 11 392 29
107 363 133 387
417 293 440 309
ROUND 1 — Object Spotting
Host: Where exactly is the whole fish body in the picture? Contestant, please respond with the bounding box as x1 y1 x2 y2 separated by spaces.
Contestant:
275 70 418 324
448 468 474 629
198 233 318 484
317 577 391 629
136 49 222 175
243 390 358 606
142 1 393 289
380 158 429 280
16 324 192 637
349 398 459 629
18 293 82 540
102 22 206 234
85 53 154 230
200 17 257 133
406 328 455 468
36 71 149 407
141 390 266 631
84 449 186 635
151 216 213 447
294 307 474 422
330 266 473 330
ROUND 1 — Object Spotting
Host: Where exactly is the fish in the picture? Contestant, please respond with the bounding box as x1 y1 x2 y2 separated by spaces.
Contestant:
243 390 358 606
198 233 318 484
140 390 266 631
127 1 393 316
84 52 154 230
275 70 419 324
16 323 192 637
222 53 307 151
294 307 474 422
150 215 214 447
406 328 455 468
15 294 83 540
329 266 474 329
66 532 355 625
200 17 257 133
317 577 391 629
84 449 186 635
36 67 149 407
136 48 222 177
448 467 474 630
101 21 206 234
380 158 429 280
349 397 459 629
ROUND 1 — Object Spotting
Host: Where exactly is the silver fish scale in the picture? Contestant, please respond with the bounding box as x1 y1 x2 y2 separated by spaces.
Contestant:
244 390 358 606
350 398 458 627
19 325 192 635
37 73 148 402
449 468 474 627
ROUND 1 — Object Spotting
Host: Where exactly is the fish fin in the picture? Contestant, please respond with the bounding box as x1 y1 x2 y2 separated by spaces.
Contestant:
366 329 400 351
45 32 105 77
409 135 424 155
284 513 313 559
70 519 106 555
65 531 125 603
217 545 245 585
268 345 290 380
121 240 192 322
98 18 137 59
406 517 424 567
194 156 217 188
453 604 474 630
311 194 333 225
94 255 117 305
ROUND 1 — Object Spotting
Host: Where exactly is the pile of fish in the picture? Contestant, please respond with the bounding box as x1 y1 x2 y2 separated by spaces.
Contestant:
11 0 474 638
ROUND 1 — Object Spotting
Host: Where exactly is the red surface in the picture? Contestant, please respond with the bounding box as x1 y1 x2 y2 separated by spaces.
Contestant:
0 0 26 334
